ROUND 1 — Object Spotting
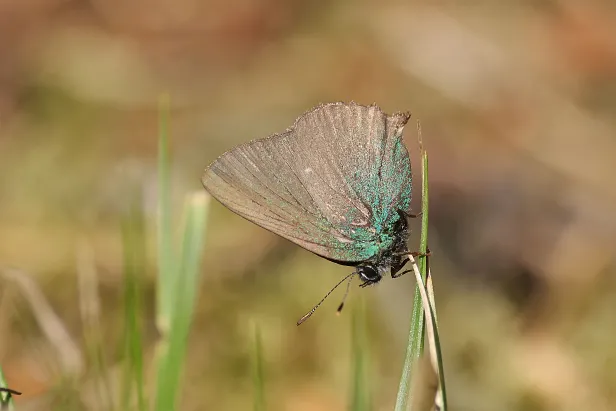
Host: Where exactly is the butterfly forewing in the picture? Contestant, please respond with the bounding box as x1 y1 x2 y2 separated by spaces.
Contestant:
202 102 412 262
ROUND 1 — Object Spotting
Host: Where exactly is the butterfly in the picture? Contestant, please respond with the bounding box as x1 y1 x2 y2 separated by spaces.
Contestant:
202 102 421 324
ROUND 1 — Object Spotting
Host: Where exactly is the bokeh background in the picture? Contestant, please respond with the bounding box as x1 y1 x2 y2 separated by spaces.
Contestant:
1 0 616 410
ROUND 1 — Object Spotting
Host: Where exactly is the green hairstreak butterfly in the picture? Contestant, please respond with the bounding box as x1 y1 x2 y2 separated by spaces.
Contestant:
202 102 418 324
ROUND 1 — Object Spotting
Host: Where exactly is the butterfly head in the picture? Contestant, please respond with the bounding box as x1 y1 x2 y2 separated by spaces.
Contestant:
357 263 383 285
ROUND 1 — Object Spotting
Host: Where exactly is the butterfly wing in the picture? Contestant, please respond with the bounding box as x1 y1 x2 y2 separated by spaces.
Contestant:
202 102 412 262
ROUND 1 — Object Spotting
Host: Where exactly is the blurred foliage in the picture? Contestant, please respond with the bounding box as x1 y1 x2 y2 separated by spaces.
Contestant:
1 0 616 410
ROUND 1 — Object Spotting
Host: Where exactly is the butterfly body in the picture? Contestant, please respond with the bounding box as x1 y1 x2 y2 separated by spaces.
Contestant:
353 208 411 286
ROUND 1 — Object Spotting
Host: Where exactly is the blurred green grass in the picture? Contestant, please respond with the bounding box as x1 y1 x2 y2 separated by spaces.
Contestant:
1 1 616 410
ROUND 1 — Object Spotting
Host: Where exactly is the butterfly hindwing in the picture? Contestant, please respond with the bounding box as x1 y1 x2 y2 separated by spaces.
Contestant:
202 102 412 262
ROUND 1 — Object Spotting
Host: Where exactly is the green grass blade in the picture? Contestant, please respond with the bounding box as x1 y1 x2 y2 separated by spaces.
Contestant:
406 260 447 411
251 325 266 411
157 93 175 335
120 189 147 411
416 151 430 355
0 367 18 411
427 273 447 410
77 241 113 411
154 192 210 411
349 297 371 411
413 151 430 365
394 142 429 411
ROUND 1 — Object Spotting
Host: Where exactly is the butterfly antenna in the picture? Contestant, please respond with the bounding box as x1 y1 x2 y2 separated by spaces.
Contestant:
297 271 357 326
336 273 355 315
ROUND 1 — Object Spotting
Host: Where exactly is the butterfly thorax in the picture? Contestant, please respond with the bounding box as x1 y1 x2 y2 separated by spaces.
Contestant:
355 210 410 285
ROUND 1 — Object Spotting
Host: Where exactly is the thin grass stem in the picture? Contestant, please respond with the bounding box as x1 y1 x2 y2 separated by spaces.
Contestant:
157 93 175 335
349 297 371 411
252 325 266 411
394 137 429 411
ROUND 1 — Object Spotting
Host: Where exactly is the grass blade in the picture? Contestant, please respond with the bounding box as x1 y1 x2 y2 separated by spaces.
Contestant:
252 325 266 411
77 241 113 411
404 259 448 411
154 192 210 411
349 297 371 411
120 189 147 411
426 271 447 410
394 131 430 411
0 368 19 411
157 93 175 335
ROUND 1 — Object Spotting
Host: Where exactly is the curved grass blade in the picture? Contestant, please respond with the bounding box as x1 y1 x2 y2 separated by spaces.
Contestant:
426 272 447 410
394 129 430 411
405 258 447 411
154 192 210 411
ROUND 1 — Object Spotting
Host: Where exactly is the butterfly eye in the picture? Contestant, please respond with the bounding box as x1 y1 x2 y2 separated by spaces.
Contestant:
358 265 380 283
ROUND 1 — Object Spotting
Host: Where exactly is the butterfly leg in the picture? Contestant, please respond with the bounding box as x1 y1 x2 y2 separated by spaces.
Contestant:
400 209 422 219
390 257 409 279
394 248 432 258
391 248 432 278
410 249 432 258
392 269 413 279
391 257 428 279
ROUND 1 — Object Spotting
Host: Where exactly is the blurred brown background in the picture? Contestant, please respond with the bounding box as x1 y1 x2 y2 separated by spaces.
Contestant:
1 0 616 410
